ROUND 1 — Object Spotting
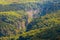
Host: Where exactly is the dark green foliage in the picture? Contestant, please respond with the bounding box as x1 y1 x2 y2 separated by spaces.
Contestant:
0 10 60 40
25 11 60 40
0 0 60 40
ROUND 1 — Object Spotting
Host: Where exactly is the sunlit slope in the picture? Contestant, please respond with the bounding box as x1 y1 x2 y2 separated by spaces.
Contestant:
0 0 47 4
0 11 23 36
0 0 37 4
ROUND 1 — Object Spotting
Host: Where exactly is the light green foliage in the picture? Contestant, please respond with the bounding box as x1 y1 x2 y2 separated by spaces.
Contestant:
0 0 42 5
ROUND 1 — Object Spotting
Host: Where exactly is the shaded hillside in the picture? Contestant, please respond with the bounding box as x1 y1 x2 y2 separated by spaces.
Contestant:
0 0 60 16
19 10 60 40
27 10 60 31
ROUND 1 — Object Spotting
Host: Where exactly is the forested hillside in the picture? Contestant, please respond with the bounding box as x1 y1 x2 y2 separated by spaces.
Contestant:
0 11 26 36
0 10 60 40
0 0 60 40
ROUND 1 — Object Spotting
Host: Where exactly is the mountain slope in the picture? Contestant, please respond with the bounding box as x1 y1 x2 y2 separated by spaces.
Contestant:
0 11 26 36
19 10 60 40
0 10 60 40
27 10 60 31
0 0 60 40
0 0 60 16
